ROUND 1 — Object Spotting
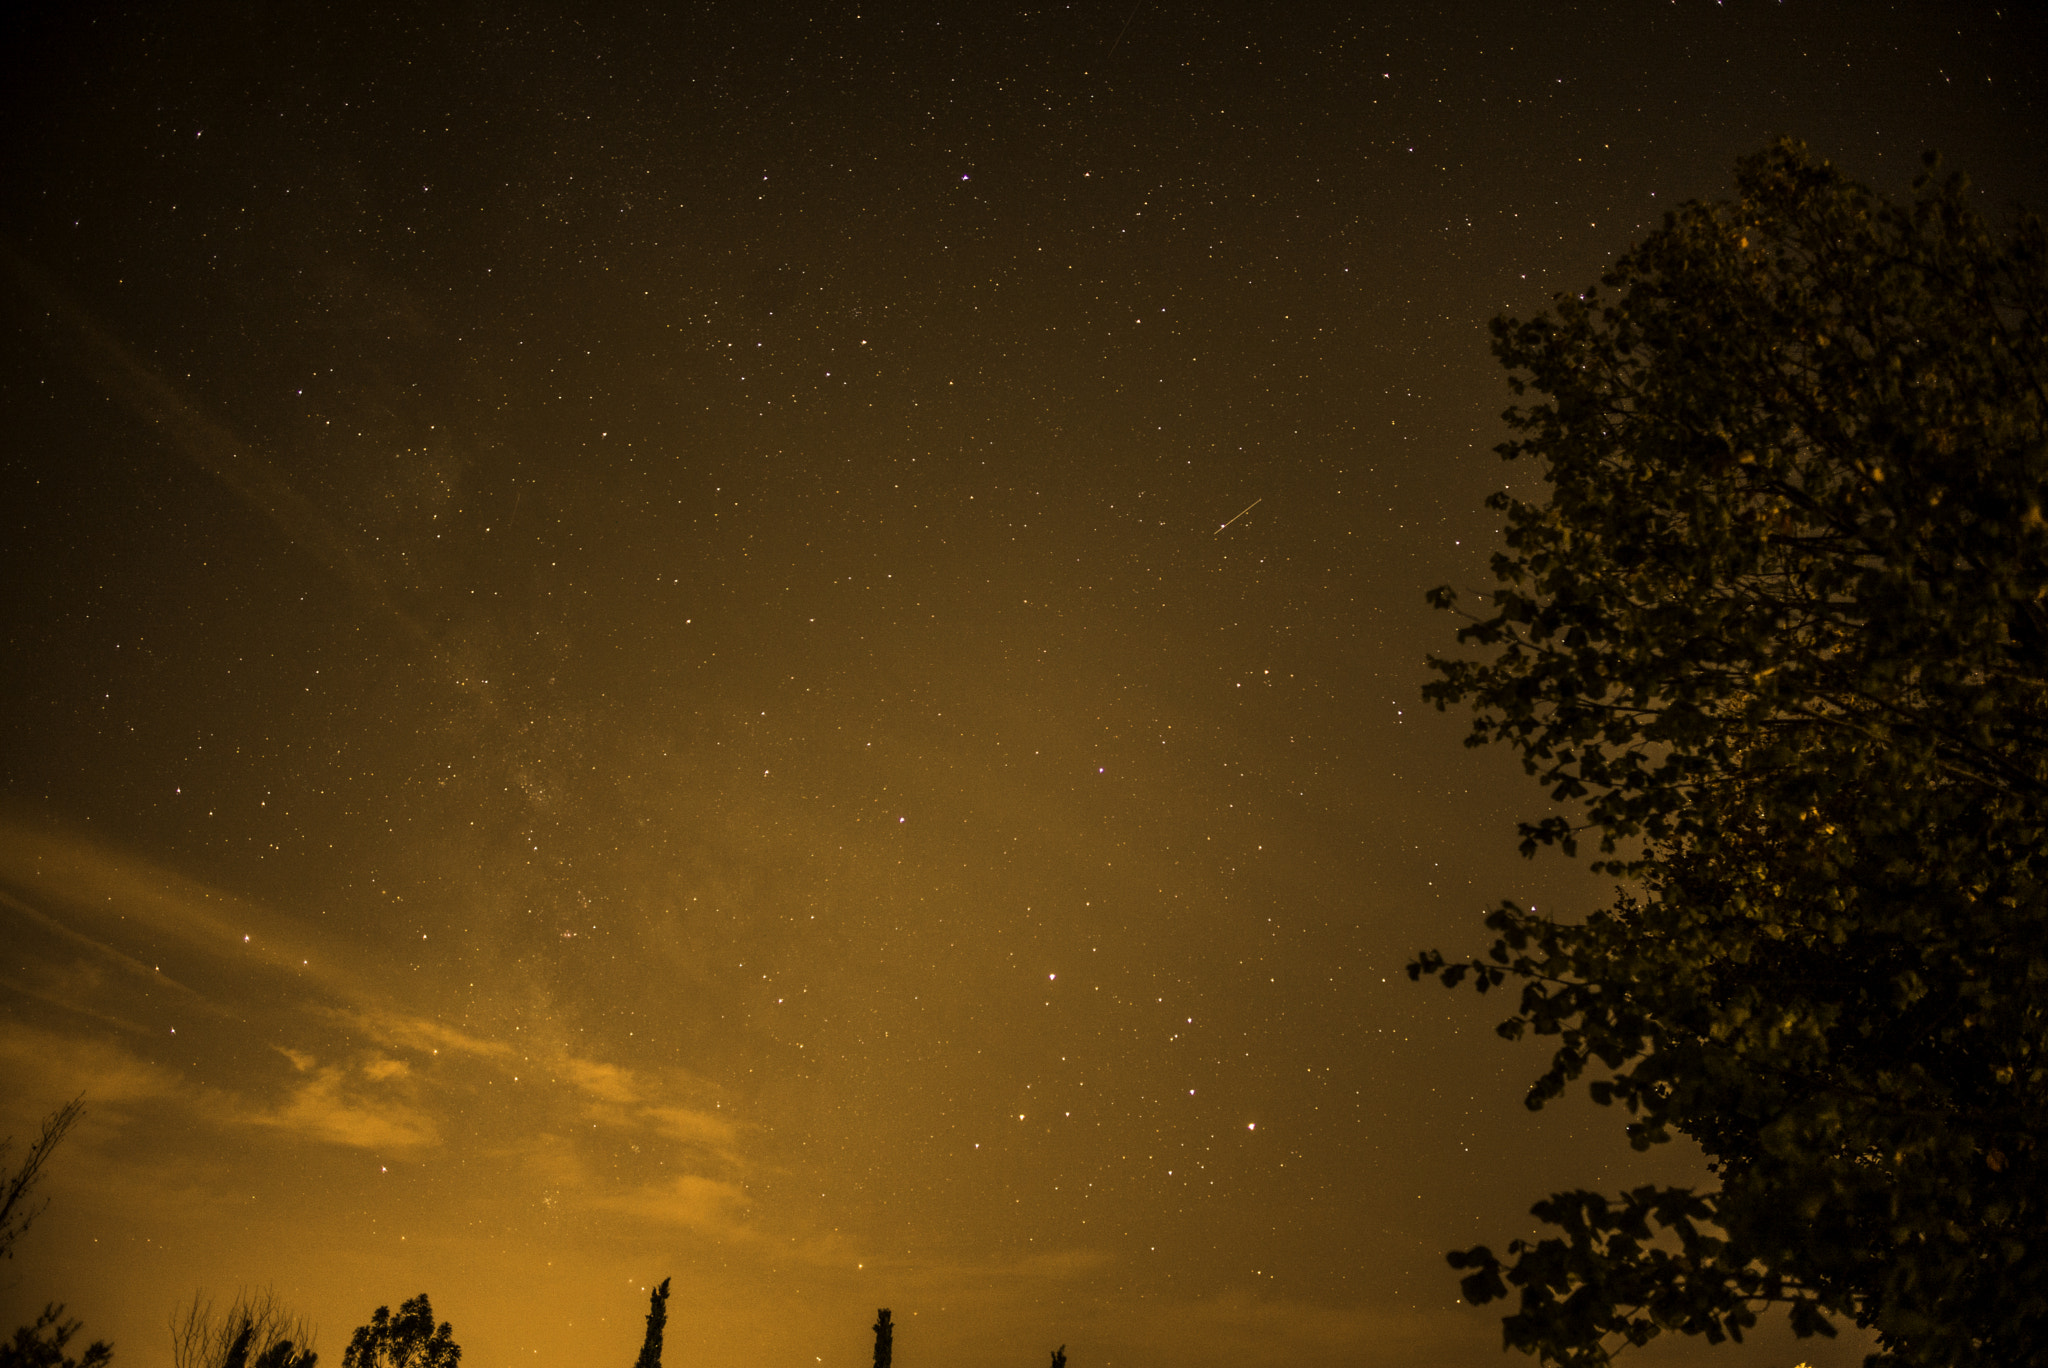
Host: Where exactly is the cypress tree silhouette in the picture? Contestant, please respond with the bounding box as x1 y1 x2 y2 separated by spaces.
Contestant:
631 1280 669 1368
1049 1347 1066 1368
870 1310 891 1368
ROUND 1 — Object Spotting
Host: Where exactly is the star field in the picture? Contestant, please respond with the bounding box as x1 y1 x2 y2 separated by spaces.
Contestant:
1 4 2042 1366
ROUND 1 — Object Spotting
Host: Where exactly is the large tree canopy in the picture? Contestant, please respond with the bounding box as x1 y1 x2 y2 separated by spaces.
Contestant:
1411 140 2048 1366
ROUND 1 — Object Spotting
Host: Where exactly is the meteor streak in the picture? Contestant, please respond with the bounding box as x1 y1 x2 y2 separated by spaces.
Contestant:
1215 498 1262 534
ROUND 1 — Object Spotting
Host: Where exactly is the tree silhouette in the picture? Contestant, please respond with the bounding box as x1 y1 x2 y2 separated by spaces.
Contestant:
1415 139 2048 1365
340 1297 457 1368
0 1306 111 1368
0 1100 109 1368
631 1279 669 1368
171 1290 315 1368
871 1310 891 1368
0 1098 82 1264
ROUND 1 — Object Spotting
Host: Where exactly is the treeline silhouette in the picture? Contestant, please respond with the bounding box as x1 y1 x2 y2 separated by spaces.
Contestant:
171 1291 1064 1368
14 1282 1067 1368
5 1099 1070 1368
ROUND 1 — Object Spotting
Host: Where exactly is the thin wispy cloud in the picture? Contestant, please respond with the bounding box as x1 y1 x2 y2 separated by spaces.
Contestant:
0 814 766 1238
592 1173 755 1240
249 1051 440 1152
0 810 347 993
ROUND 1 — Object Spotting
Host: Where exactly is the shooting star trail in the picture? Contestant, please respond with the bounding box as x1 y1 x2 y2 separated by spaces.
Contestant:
1215 498 1262 535
1106 1 1144 59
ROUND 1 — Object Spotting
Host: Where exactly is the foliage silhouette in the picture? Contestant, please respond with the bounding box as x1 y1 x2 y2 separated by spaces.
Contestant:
872 1309 892 1368
340 1297 457 1368
171 1291 315 1368
1413 139 2047 1366
0 1306 110 1368
631 1279 668 1368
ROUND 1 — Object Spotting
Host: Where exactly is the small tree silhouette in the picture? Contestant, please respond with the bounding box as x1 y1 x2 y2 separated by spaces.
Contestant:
631 1280 669 1368
1048 1347 1066 1368
340 1297 456 1368
870 1310 891 1368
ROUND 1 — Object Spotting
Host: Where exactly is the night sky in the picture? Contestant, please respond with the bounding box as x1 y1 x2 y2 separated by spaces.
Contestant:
2 4 2042 1366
